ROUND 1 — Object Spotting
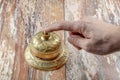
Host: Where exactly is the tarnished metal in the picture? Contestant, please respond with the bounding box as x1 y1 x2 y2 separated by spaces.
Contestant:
25 31 69 71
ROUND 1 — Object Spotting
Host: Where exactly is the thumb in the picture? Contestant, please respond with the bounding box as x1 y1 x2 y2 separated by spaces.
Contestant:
68 35 89 50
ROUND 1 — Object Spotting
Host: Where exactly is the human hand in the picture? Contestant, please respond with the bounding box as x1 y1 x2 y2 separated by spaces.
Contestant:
43 17 120 55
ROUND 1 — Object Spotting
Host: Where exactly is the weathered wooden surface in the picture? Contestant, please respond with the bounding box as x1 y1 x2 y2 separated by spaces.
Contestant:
0 0 120 80
0 0 65 80
65 0 120 80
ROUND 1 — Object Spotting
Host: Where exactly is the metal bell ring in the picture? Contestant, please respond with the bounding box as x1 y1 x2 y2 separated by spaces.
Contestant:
25 31 69 71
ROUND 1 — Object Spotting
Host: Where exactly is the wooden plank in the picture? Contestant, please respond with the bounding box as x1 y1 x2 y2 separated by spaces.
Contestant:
0 0 65 80
65 0 120 80
39 0 66 80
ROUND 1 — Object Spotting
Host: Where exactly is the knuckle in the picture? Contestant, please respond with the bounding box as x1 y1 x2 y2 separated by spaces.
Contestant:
78 21 92 33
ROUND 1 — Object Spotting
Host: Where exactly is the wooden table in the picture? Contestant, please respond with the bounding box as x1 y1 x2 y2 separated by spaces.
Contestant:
0 0 120 80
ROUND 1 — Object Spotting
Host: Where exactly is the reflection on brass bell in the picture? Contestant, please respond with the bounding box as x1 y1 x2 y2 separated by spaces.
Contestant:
25 31 69 71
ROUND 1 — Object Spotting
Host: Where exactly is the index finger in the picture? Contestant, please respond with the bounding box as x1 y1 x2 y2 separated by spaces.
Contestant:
42 21 78 32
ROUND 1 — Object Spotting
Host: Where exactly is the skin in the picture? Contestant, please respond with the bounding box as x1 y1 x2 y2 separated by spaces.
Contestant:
42 17 120 55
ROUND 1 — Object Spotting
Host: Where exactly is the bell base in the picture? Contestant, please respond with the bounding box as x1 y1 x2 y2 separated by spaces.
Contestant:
25 46 69 71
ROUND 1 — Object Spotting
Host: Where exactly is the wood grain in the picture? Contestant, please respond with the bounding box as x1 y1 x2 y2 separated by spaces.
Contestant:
1 0 120 80
0 0 65 80
65 0 120 80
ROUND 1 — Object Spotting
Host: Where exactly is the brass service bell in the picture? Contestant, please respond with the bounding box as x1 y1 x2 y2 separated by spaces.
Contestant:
25 31 69 71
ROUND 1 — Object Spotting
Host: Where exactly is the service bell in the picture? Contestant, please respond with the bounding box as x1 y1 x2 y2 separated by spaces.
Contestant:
25 31 69 71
